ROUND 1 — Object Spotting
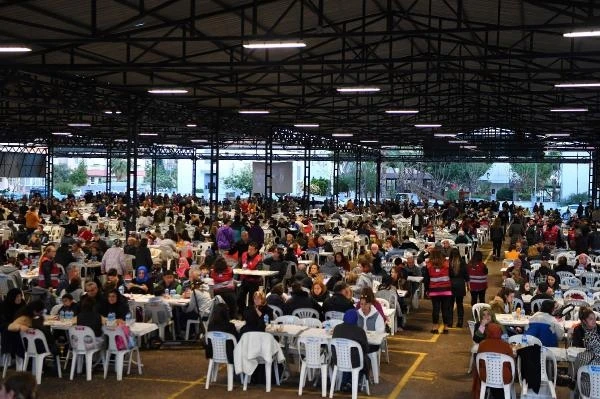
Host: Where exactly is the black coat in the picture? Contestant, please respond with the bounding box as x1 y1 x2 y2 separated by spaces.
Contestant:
449 260 470 297
135 247 153 269
332 323 370 371
283 291 322 318
322 293 354 314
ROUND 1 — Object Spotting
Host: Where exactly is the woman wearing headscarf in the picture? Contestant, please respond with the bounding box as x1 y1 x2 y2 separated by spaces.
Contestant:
125 266 153 294
0 289 24 332
472 323 514 399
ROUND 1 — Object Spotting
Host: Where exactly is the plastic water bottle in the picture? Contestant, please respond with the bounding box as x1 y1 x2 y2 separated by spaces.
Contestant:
65 310 71 321
263 314 269 325
125 312 133 326
164 289 169 296
59 310 65 321
42 309 48 318
118 285 125 295
22 265 28 273
107 312 116 327
522 335 528 345
170 289 176 297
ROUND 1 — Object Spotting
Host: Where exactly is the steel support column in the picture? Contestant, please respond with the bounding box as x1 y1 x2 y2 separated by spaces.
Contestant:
125 117 138 233
45 142 53 206
105 149 112 193
150 156 157 197
264 129 273 217
303 139 312 216
591 149 600 208
355 151 362 206
333 149 340 209
191 155 197 196
376 155 382 204
209 131 219 219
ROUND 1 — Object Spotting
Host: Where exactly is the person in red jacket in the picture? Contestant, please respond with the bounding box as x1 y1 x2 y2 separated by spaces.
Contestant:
467 251 488 306
210 257 237 318
423 248 452 334
237 242 263 315
37 244 60 289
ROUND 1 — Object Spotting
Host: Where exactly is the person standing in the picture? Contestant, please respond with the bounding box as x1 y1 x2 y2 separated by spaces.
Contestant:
237 242 263 315
449 248 469 328
216 218 234 255
467 251 488 306
423 249 453 334
490 218 504 261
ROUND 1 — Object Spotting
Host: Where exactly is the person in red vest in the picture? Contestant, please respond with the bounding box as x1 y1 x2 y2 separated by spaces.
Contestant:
467 250 489 306
423 248 453 334
237 242 263 315
37 244 60 289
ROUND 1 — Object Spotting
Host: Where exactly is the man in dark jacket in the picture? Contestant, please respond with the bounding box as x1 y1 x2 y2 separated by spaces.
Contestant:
283 282 322 317
332 309 370 389
323 282 355 314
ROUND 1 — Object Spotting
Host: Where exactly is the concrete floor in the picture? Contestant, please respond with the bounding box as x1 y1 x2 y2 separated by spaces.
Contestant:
22 241 573 398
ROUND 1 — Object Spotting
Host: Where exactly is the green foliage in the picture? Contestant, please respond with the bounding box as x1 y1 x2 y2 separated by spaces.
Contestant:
145 160 177 190
339 162 378 198
69 160 87 186
446 189 459 201
496 187 514 201
310 177 330 195
223 164 253 195
55 181 74 195
510 159 560 198
53 164 71 185
561 192 589 206
111 159 128 181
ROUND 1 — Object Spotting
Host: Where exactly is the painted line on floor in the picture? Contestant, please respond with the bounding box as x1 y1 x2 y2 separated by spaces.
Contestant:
388 333 441 343
387 351 427 399
125 376 196 384
168 375 207 399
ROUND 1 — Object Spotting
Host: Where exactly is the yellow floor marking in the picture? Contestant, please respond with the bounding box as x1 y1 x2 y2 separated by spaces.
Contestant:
167 376 207 399
410 371 437 381
388 333 441 343
387 352 427 399
125 376 196 384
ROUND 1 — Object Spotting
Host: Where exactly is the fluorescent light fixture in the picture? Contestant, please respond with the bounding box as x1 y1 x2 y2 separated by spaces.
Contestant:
51 132 72 136
0 46 31 52
415 124 442 128
115 111 122 114
243 41 306 49
332 133 354 137
433 133 457 138
67 123 91 127
238 110 269 114
147 89 188 94
114 139 128 142
550 107 588 112
545 133 571 137
448 140 468 144
190 139 208 143
385 110 419 114
294 123 319 128
139 133 158 136
336 87 380 93
104 111 113 114
186 124 197 127
360 140 379 143
555 82 600 88
461 145 478 149
564 31 600 38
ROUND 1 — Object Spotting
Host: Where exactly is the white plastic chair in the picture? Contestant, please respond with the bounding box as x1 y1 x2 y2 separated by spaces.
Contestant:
2 352 23 378
467 320 478 374
301 318 323 328
564 289 588 301
144 301 174 341
323 319 343 330
234 332 283 392
563 277 583 288
325 311 345 320
475 352 516 399
531 299 550 315
292 308 320 319
275 315 302 325
103 326 142 381
268 305 283 319
375 298 390 309
472 303 491 322
20 328 62 384
205 331 237 391
507 334 543 347
556 271 576 281
577 365 600 399
67 326 104 381
517 346 557 399
329 338 370 399
298 336 328 397
513 298 525 311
